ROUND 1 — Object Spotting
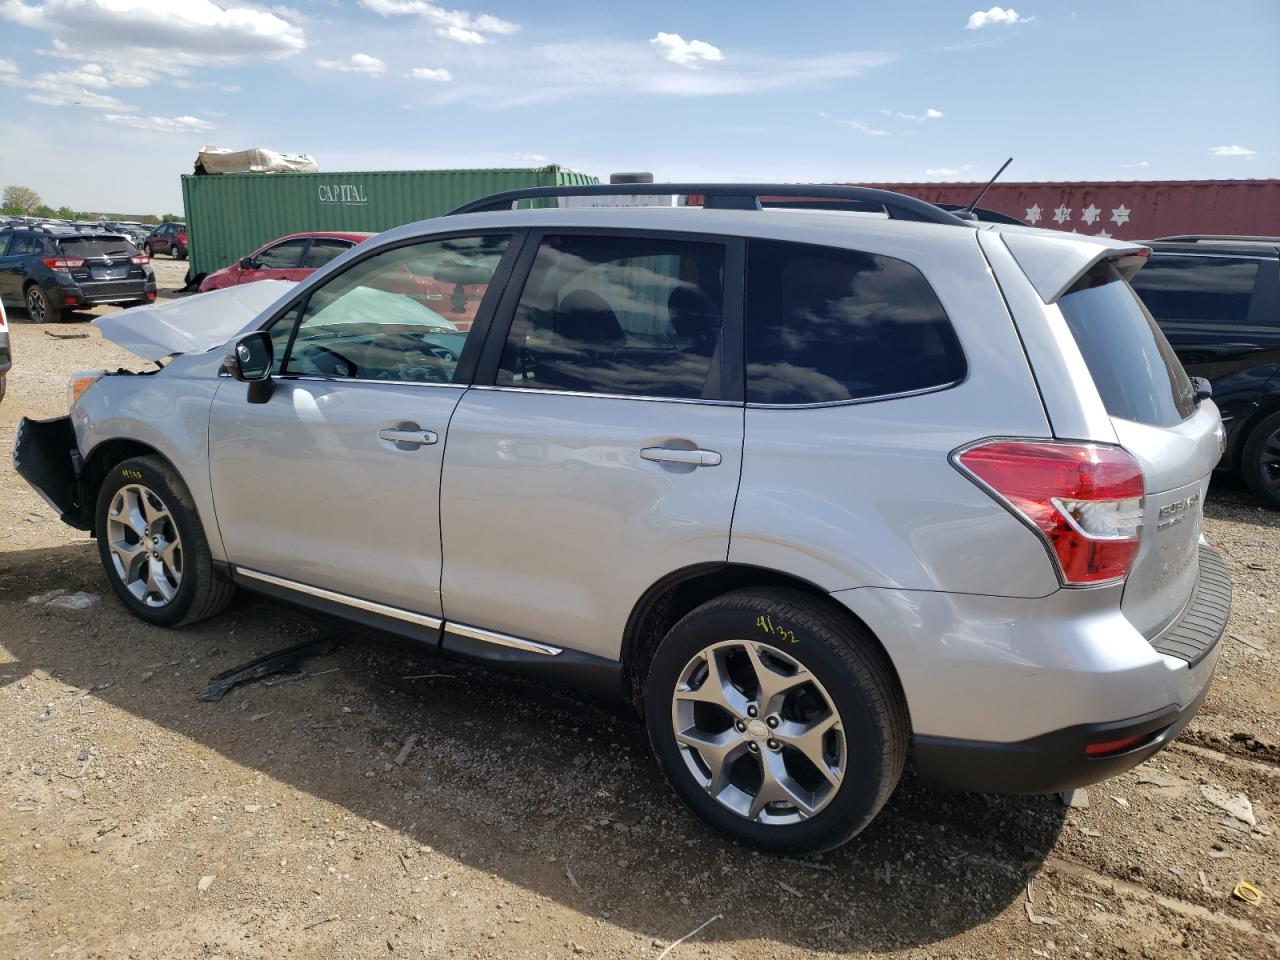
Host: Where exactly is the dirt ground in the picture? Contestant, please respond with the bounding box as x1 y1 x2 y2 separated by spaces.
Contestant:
1 267 1277 959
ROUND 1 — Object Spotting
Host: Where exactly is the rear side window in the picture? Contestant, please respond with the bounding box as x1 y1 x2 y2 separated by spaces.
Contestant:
1059 263 1196 427
745 239 965 405
303 238 354 268
496 234 726 400
57 237 136 258
1129 255 1260 325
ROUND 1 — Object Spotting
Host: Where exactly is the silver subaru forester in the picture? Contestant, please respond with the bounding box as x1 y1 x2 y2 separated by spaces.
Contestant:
15 185 1231 854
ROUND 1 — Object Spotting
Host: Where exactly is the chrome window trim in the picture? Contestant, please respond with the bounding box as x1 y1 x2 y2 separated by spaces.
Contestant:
468 384 741 407
745 378 964 410
444 622 562 656
235 567 443 629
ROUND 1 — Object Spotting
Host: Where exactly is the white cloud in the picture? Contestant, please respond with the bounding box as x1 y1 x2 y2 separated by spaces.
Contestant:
843 119 889 136
437 25 488 44
965 6 1033 29
408 66 452 81
883 107 943 121
359 0 518 43
102 113 215 133
0 0 307 69
650 32 722 67
0 61 143 108
925 165 976 177
0 56 17 73
315 52 387 76
1209 144 1258 158
1121 160 1151 168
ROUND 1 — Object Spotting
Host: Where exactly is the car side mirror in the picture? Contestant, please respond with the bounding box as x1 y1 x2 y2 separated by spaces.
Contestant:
223 331 275 403
240 257 256 270
1191 376 1213 403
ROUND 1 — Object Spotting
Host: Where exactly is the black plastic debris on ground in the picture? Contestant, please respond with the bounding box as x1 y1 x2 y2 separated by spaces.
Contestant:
199 637 340 702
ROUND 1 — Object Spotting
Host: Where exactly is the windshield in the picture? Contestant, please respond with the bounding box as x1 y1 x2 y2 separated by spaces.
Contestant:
1058 262 1196 427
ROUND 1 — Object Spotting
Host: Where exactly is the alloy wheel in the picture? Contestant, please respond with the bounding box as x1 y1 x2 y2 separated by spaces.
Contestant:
105 483 183 607
26 287 47 323
670 639 846 825
1260 426 1280 495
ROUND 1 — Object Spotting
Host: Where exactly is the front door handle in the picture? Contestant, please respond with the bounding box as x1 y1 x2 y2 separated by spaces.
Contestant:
640 446 722 467
379 427 439 446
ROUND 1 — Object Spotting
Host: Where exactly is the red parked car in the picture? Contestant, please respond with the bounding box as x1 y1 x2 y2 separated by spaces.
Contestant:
199 232 374 292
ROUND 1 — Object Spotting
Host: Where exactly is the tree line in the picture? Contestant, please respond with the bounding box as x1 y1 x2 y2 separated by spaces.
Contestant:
2 185 181 224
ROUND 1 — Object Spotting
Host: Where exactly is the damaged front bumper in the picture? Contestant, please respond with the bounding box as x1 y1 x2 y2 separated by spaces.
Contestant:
13 416 89 529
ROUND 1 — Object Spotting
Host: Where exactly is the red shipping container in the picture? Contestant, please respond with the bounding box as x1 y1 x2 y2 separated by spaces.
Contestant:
859 179 1280 241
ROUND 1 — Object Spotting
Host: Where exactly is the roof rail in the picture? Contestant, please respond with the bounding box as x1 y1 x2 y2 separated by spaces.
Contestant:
448 183 968 226
1151 234 1280 244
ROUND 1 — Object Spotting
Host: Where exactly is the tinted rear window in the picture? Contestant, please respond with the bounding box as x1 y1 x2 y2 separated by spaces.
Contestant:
1129 255 1260 325
57 236 137 258
1059 264 1196 427
745 239 965 404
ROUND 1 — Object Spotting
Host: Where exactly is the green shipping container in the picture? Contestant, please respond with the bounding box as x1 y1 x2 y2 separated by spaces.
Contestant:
180 165 598 281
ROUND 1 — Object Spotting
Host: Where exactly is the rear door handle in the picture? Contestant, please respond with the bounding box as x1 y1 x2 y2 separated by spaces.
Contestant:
640 446 722 467
379 427 439 446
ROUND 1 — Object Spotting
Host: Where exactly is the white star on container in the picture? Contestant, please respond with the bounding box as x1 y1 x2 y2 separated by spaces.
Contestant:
1110 204 1131 226
1081 204 1101 225
1053 205 1071 224
1097 229 1112 238
1025 204 1042 224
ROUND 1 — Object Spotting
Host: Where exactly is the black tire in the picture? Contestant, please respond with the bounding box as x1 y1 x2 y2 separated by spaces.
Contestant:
645 587 908 855
95 455 235 627
1242 410 1280 510
24 284 58 324
174 245 187 260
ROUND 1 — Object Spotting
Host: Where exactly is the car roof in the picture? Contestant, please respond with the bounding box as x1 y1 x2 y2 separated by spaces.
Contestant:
268 231 375 243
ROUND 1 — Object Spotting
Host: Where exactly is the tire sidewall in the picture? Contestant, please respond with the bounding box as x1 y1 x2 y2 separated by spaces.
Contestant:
1243 412 1280 509
645 597 895 853
95 458 202 626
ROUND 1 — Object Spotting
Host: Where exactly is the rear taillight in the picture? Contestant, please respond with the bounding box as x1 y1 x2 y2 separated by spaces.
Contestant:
178 233 187 244
954 440 1144 586
131 254 150 265
43 257 85 270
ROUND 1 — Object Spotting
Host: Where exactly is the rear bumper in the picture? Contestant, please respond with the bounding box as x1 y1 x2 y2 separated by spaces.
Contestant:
832 545 1231 792
913 682 1210 794
62 279 155 307
907 546 1230 794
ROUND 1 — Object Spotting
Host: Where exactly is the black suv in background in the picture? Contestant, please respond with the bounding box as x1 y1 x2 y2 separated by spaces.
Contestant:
1131 236 1280 508
0 226 156 323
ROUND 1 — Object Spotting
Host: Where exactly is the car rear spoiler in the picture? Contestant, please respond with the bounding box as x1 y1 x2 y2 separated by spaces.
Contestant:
998 229 1151 304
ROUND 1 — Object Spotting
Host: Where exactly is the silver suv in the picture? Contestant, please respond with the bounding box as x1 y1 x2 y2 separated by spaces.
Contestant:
14 185 1231 854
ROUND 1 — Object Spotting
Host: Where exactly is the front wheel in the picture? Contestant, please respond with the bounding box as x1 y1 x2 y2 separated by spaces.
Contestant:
95 455 234 627
645 588 908 855
1242 411 1280 510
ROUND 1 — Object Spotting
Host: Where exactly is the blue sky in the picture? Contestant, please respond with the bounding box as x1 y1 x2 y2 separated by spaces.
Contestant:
1 0 1277 214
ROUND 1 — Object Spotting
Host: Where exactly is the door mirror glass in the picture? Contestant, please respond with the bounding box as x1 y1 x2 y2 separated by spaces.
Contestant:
225 331 273 381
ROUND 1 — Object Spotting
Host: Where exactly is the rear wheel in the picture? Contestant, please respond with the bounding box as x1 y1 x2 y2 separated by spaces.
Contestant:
1242 411 1280 510
645 588 908 855
25 285 58 324
95 456 234 627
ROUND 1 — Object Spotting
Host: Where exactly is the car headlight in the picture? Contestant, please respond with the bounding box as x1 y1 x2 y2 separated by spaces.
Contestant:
68 370 106 408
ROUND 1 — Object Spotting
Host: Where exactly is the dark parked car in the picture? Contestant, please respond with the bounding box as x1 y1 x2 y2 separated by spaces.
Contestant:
1131 236 1280 508
147 222 187 259
0 225 156 323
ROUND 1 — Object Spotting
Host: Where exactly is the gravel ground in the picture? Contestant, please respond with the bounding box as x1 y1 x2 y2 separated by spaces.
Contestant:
0 273 1277 959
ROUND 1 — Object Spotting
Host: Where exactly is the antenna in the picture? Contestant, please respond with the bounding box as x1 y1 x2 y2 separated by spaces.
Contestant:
960 157 1013 219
